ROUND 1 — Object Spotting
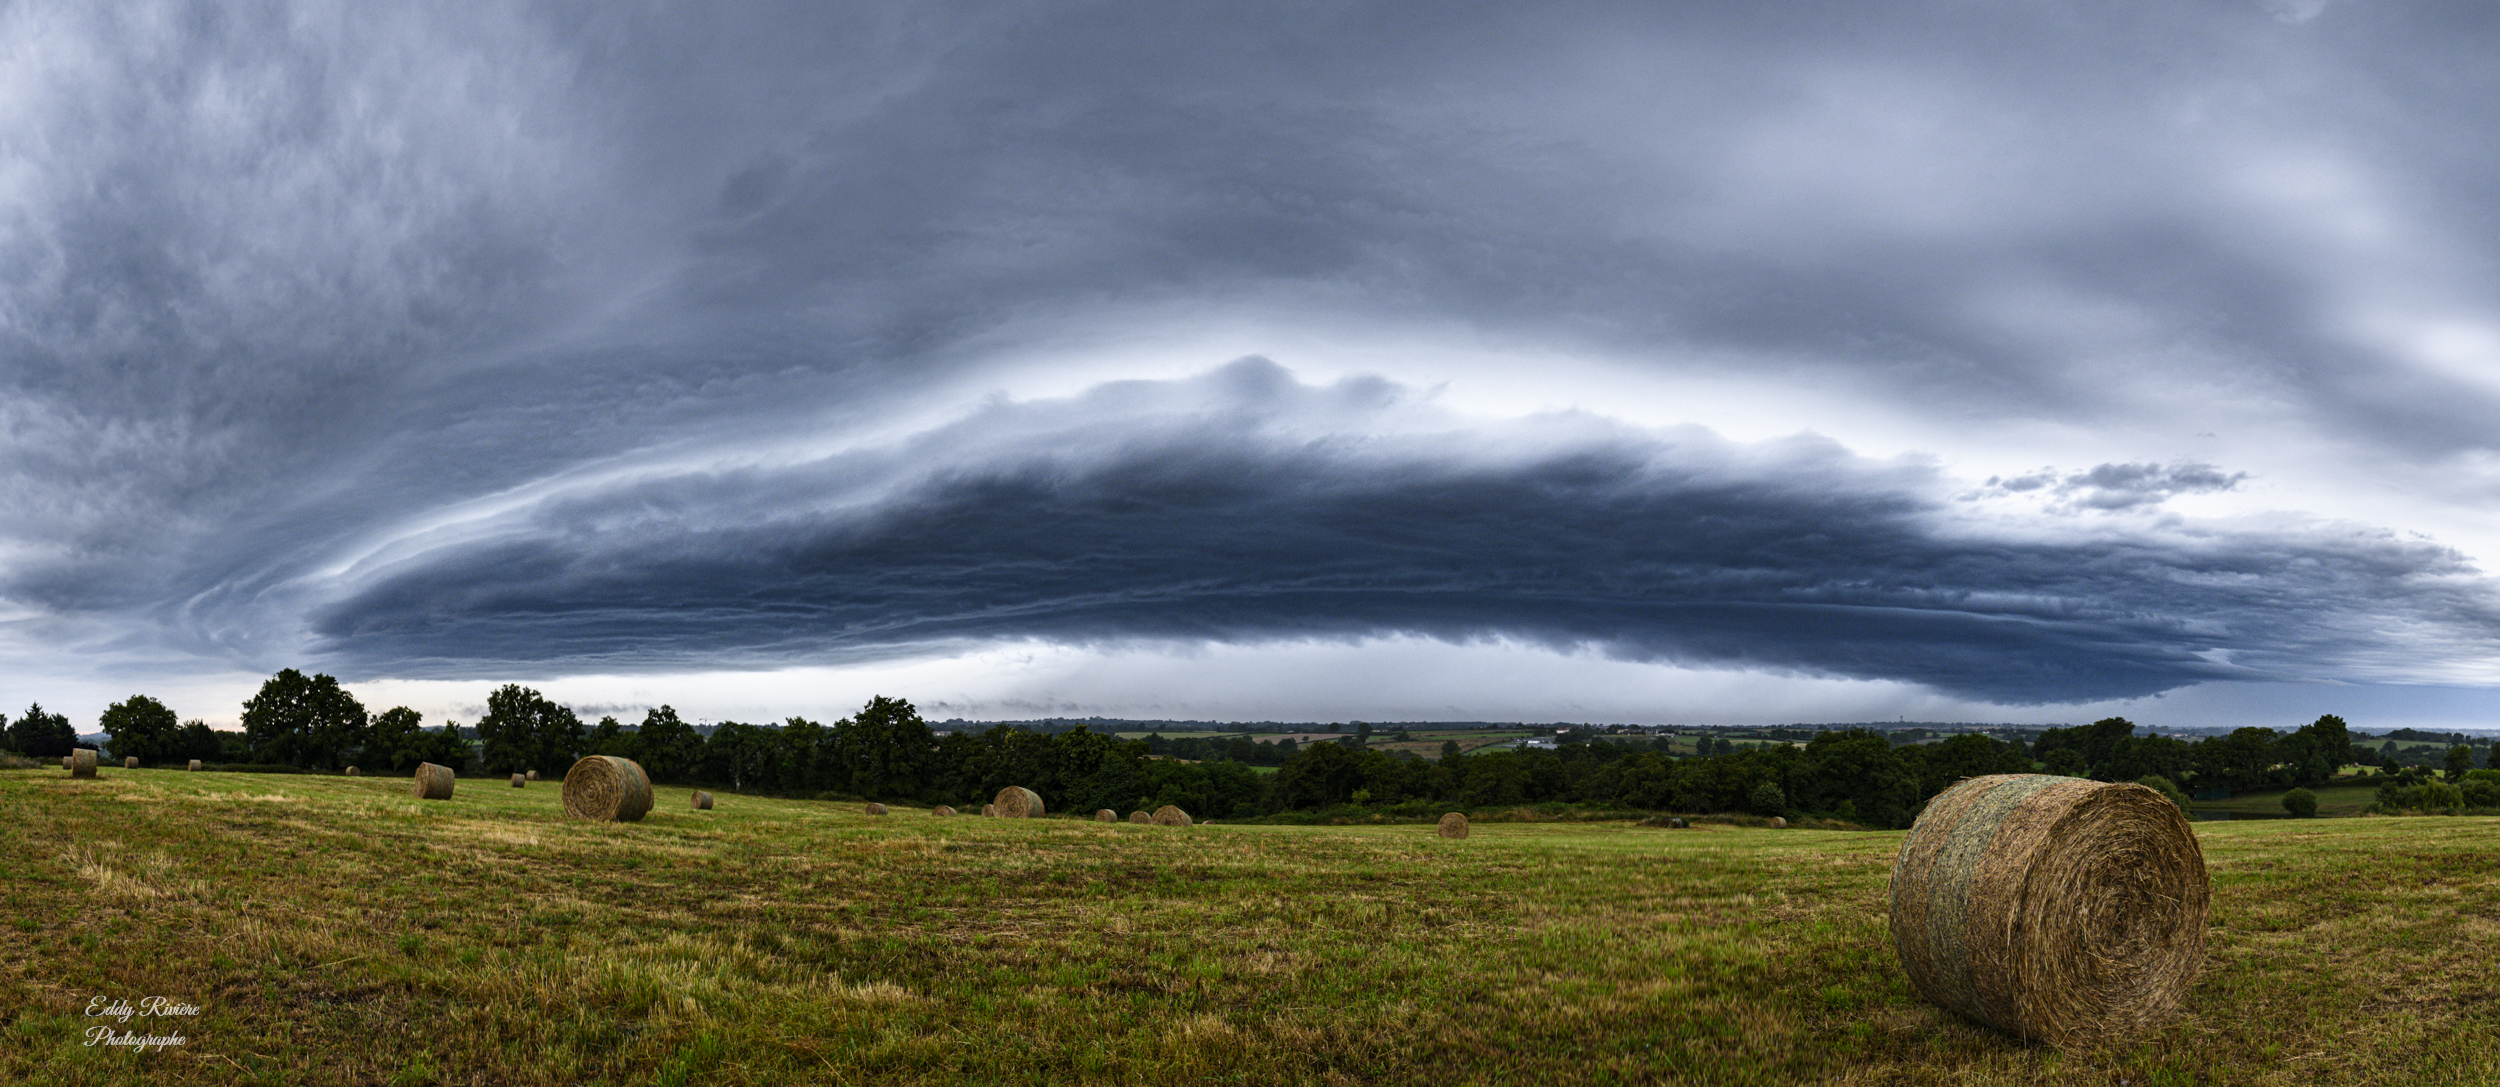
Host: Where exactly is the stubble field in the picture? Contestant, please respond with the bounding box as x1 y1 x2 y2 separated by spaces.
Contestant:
3 767 2497 1086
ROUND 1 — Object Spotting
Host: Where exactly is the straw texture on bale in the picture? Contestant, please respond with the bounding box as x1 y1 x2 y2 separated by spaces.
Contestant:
1095 808 1116 822
412 762 455 800
992 786 1044 818
125 756 139 769
1151 805 1191 827
71 749 97 778
866 802 888 815
1889 774 2209 1046
344 766 360 776
1437 812 1469 839
982 803 998 817
1128 811 1151 824
1769 816 1787 829
510 773 527 788
187 759 202 772
932 805 955 817
561 755 653 822
692 791 713 811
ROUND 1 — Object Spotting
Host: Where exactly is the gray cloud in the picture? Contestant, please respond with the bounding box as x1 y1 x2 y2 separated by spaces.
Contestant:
8 1 2500 713
302 361 2500 703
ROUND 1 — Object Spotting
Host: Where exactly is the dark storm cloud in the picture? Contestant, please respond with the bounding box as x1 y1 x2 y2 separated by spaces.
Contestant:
10 0 2500 705
307 362 2500 703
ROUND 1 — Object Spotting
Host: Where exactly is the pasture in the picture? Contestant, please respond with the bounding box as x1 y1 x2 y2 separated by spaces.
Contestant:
4 767 2497 1085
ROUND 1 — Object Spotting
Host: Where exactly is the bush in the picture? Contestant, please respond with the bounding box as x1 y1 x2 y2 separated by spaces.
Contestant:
2136 775 2190 810
2280 788 2318 818
1746 781 1788 817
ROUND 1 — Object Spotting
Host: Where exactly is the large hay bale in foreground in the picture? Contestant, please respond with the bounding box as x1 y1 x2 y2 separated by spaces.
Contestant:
510 773 526 788
1128 810 1151 824
1769 816 1786 829
1889 774 2209 1046
865 803 888 816
124 756 139 769
561 756 653 822
187 759 202 772
1095 808 1116 822
412 762 455 800
992 786 1044 818
344 766 360 776
692 791 713 811
1152 804 1191 827
70 749 97 778
1437 812 1469 839
932 805 955 817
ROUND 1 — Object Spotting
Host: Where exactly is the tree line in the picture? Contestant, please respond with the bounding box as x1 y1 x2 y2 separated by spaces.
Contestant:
7 671 2479 827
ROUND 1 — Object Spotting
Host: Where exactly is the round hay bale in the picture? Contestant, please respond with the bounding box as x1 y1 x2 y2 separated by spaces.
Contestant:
992 786 1044 818
1152 804 1191 827
691 791 714 811
982 803 998 817
932 805 955 817
560 755 653 822
187 759 202 772
124 756 139 769
344 766 360 776
1095 808 1116 822
70 749 97 778
1889 774 2209 1046
61 755 71 770
412 762 455 800
1769 816 1787 829
510 773 526 788
1128 810 1151 824
866 802 889 816
526 770 539 781
1437 812 1469 839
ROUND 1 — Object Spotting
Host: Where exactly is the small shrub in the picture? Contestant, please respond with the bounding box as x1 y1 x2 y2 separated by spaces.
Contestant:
2280 788 2318 818
1746 781 1788 817
2136 775 2190 810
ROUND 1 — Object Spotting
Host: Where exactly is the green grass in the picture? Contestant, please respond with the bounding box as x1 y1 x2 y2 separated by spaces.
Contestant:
7 767 2500 1085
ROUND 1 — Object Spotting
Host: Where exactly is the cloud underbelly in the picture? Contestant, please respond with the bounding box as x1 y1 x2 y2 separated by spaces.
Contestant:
305 365 2499 702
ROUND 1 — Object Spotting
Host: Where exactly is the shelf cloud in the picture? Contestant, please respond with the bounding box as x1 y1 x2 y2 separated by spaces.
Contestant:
7 0 2500 724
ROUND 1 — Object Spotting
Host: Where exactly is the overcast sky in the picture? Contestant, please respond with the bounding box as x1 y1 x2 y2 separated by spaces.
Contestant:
8 0 2500 732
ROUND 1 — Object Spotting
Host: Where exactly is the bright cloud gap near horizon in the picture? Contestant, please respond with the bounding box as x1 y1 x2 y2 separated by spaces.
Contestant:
8 0 2500 733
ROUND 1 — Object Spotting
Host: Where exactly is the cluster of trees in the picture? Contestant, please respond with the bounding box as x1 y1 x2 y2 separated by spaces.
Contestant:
16 672 2491 829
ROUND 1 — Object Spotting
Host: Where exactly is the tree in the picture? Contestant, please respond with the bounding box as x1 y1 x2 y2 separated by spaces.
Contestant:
633 706 701 782
99 695 180 765
173 720 223 763
241 669 369 768
1746 780 1788 817
2136 774 2190 810
841 696 934 798
2446 745 2474 780
1439 740 1461 760
2280 788 2318 818
474 685 584 776
6 703 77 758
365 707 434 771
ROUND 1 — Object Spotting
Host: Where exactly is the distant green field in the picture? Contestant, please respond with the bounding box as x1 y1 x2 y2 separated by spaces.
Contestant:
7 767 2498 1085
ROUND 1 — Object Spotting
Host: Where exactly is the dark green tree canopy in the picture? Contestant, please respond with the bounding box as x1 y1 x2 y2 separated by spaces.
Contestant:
6 703 77 758
475 684 584 776
241 670 369 769
99 694 179 765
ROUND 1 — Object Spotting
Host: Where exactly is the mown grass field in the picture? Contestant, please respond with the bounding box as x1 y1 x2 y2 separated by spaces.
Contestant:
5 767 2498 1086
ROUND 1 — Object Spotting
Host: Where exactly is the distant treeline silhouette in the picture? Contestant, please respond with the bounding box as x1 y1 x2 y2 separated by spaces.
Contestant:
6 670 2479 826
